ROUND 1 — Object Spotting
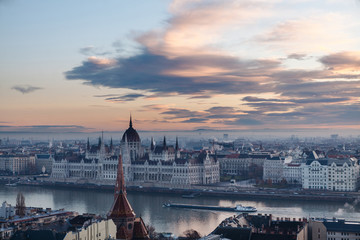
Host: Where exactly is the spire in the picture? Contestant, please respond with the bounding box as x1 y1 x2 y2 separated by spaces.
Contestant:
87 138 90 151
98 136 101 148
110 137 113 151
115 155 126 195
175 137 179 151
108 154 136 240
150 137 155 151
129 114 133 128
163 136 166 149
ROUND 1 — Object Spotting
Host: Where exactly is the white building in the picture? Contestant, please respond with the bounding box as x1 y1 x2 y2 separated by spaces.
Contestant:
35 154 53 174
51 117 220 186
0 155 35 175
121 118 220 186
302 158 359 191
310 218 360 240
283 163 302 184
0 201 15 219
64 218 116 240
263 155 285 183
219 152 270 176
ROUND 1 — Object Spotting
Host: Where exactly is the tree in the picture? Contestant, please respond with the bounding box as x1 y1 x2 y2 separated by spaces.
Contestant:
16 192 26 217
146 224 157 240
182 229 201 240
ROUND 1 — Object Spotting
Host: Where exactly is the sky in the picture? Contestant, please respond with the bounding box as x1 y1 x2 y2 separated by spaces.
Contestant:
1 0 360 135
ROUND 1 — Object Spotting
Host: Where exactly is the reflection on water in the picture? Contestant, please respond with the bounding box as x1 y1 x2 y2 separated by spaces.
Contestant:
1 185 359 236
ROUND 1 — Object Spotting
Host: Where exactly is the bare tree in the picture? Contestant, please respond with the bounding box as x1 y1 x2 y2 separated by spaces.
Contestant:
16 192 26 217
182 229 201 240
146 224 158 239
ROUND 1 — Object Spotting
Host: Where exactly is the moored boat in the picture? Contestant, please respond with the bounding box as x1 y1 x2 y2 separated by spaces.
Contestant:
162 202 256 212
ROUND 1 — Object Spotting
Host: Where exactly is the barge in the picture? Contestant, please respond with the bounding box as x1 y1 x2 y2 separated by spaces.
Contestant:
162 202 257 212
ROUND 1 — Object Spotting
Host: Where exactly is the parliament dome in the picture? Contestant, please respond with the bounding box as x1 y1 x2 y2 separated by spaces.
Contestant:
121 117 141 143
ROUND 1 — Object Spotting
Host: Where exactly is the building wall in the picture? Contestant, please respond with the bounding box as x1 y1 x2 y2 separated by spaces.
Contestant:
309 221 327 240
0 201 15 219
0 155 34 175
283 164 302 184
263 158 284 183
302 159 359 191
296 222 308 240
63 219 117 240
35 154 53 174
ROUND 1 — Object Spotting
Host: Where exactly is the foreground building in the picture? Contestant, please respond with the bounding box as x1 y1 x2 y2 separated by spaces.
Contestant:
8 214 116 240
209 213 308 240
108 154 149 240
309 218 360 240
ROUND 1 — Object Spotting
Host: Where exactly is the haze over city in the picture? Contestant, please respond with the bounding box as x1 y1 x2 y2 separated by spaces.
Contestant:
1 0 360 136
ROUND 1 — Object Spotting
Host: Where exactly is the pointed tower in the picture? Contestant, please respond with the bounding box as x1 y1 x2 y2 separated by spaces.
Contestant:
175 137 180 159
100 132 106 156
87 138 90 151
110 137 114 152
163 136 167 149
98 136 102 148
108 155 136 240
150 137 155 151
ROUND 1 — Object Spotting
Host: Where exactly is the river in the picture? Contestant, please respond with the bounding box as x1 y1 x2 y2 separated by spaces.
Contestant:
1 185 359 236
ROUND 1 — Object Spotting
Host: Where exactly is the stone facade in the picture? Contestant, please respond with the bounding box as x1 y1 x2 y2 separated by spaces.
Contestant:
302 158 359 191
51 118 220 187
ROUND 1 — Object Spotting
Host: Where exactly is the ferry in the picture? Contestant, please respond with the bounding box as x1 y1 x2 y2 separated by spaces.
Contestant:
162 202 256 212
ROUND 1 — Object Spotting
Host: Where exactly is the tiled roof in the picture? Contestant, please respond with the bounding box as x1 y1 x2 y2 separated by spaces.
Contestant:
323 221 360 232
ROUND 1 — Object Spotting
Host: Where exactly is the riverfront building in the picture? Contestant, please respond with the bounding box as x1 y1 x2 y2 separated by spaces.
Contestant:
0 155 35 175
263 155 286 183
34 154 53 174
218 152 270 176
302 158 360 191
50 117 220 186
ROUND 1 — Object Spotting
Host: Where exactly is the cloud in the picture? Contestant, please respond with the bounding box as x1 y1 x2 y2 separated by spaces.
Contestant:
287 53 307 60
319 51 360 71
255 13 358 53
95 93 145 102
161 108 204 118
64 0 360 129
224 118 263 126
181 118 208 123
188 95 212 99
79 46 111 56
66 50 280 95
12 85 42 94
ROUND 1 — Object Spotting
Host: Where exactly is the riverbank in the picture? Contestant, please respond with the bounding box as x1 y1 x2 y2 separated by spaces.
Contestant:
2 175 358 203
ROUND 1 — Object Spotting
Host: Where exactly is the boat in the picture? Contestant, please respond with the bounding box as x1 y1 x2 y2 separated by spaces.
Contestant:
162 202 256 212
5 183 17 187
181 193 201 198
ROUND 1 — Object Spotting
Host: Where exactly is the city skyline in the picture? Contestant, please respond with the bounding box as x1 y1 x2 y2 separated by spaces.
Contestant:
1 0 360 134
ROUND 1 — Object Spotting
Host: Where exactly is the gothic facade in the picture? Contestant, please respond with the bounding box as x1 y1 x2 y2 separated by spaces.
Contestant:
51 117 220 186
